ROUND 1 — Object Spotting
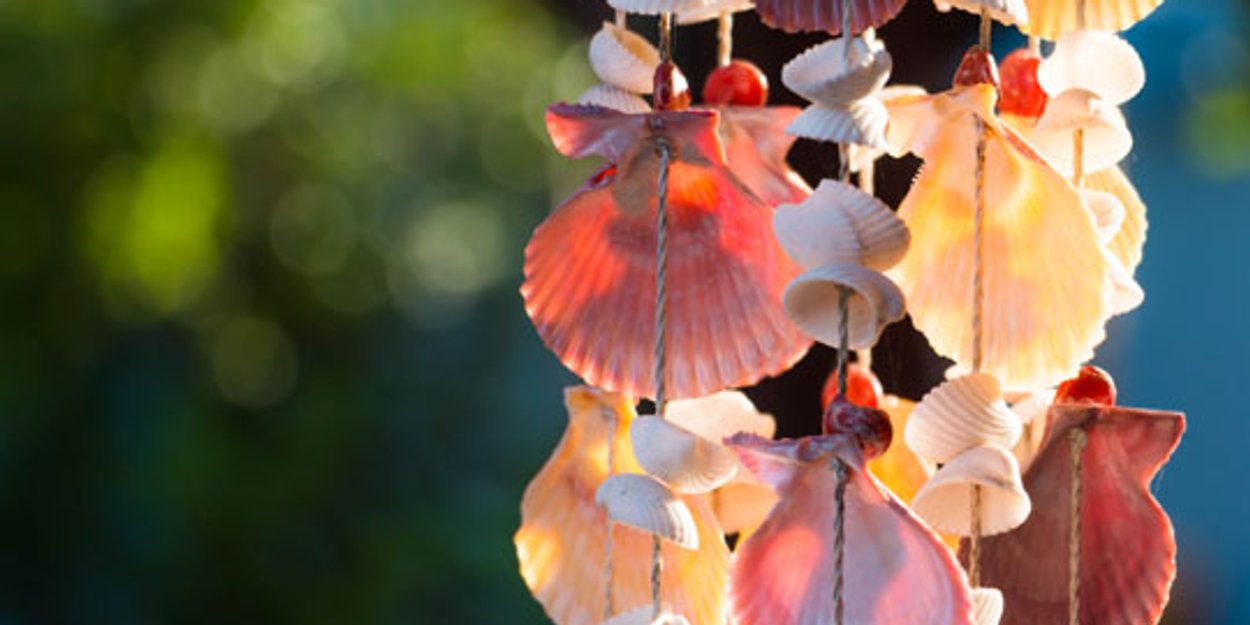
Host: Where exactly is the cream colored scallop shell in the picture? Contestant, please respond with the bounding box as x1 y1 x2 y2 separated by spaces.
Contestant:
1027 89 1132 177
1106 254 1144 315
934 0 1028 26
631 415 739 494
1020 0 1163 40
1080 189 1126 243
905 373 1023 469
774 179 909 271
596 473 700 549
579 84 653 114
677 0 754 23
603 606 693 625
971 587 1005 625
782 34 891 106
609 0 716 15
783 263 906 350
590 22 662 94
1038 30 1144 105
788 99 889 149
665 390 775 441
909 445 1032 537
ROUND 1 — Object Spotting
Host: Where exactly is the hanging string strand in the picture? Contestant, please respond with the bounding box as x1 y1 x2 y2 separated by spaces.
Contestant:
832 0 854 622
1069 427 1089 625
603 411 618 619
651 533 664 618
1073 128 1086 188
969 483 983 586
654 139 673 415
615 9 626 28
717 11 733 67
833 458 849 625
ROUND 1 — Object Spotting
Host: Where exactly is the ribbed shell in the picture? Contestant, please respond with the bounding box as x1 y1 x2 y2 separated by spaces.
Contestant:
782 35 891 106
1020 0 1163 41
1027 89 1131 177
717 106 813 207
589 23 662 94
1037 30 1144 105
579 84 653 114
597 473 701 549
754 0 909 34
609 0 716 15
677 0 755 23
905 373 1023 469
1080 189 1125 243
774 178 909 271
971 588 1005 625
788 99 889 149
1084 165 1147 274
783 263 906 350
933 0 1028 26
631 416 739 494
910 445 1032 537
603 606 693 625
515 387 729 625
665 390 776 441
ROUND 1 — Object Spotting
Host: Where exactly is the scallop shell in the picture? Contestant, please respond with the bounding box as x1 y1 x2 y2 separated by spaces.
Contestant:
1020 0 1163 42
718 106 813 206
782 35 891 106
596 473 700 549
971 587 1005 625
705 479 779 537
515 387 729 625
1085 165 1147 274
754 0 909 35
1080 189 1125 243
590 22 662 94
1027 89 1131 178
783 263 906 351
905 373 1023 469
910 445 1032 537
1037 30 1144 105
934 0 1028 26
677 0 755 23
665 390 776 441
774 178 909 271
788 99 889 149
579 84 653 114
1106 255 1144 316
609 0 717 15
603 606 693 625
631 415 739 494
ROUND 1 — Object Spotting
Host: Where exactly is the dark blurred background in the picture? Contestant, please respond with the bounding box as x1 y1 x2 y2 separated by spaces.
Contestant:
0 0 1245 623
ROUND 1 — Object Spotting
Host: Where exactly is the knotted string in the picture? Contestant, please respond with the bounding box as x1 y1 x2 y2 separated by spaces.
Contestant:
1069 427 1089 625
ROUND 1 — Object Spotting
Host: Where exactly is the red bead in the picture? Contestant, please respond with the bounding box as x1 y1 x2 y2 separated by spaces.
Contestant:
823 397 894 460
999 48 1048 118
821 362 883 410
1055 365 1118 407
952 47 999 88
653 62 692 111
702 59 769 107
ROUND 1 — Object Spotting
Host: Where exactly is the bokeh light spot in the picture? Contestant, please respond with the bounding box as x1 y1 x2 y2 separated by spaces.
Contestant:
269 184 357 276
210 316 299 409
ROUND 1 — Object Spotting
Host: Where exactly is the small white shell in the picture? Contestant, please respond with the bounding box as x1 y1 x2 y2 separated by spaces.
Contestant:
589 22 662 94
608 0 716 15
788 99 889 150
677 0 754 23
783 263 906 350
971 587 1005 625
595 473 700 549
904 373 1023 469
782 35 891 106
665 390 775 440
774 179 909 271
578 84 653 114
631 415 739 494
1080 189 1125 243
909 445 1032 536
1038 30 1145 105
1028 89 1132 178
602 605 692 625
1106 255 1145 315
933 0 1029 26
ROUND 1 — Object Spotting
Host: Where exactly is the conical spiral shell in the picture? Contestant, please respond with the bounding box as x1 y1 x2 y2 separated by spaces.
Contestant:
910 445 1032 537
934 0 1028 26
677 0 754 23
590 22 662 94
1038 30 1144 105
905 373 1023 469
971 587 1005 625
782 35 891 106
579 84 653 114
774 179 909 271
609 0 716 15
783 263 906 350
788 99 889 149
1027 89 1131 177
603 606 693 625
631 415 739 494
596 473 700 549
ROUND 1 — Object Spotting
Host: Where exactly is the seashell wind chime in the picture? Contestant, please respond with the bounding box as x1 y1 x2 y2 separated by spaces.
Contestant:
515 0 1185 624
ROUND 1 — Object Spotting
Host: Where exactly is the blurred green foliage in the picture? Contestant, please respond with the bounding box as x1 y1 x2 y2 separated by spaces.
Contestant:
0 0 593 622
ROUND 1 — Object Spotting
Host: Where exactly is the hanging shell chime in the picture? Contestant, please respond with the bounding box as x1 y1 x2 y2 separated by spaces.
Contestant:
513 1 1186 625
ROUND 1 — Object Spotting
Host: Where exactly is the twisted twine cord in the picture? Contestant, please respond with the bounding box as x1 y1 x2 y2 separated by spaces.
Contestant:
717 11 733 67
1069 428 1089 625
651 533 664 619
1073 128 1086 188
969 484 983 587
833 458 849 625
653 139 673 415
836 286 851 399
615 9 626 28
